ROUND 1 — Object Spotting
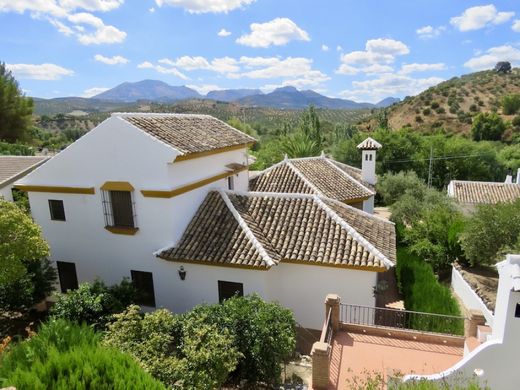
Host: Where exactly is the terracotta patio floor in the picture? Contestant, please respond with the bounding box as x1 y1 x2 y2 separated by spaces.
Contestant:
327 331 463 390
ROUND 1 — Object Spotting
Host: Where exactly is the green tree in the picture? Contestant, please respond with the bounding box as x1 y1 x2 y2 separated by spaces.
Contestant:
300 105 322 149
471 112 506 141
184 294 296 386
0 200 49 286
460 200 520 266
0 320 166 389
0 62 33 142
51 279 139 329
227 116 259 139
280 132 320 158
501 94 520 115
376 171 427 206
104 305 239 389
498 144 520 170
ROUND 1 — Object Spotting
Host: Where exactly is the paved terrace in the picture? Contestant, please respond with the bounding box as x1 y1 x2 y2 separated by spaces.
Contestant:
328 331 463 389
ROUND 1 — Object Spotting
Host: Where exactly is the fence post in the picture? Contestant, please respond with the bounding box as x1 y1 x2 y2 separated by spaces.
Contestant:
464 309 486 338
325 294 341 331
311 341 330 389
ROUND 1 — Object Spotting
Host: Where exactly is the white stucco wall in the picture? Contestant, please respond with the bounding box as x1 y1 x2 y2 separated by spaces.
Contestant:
0 184 13 201
451 267 494 327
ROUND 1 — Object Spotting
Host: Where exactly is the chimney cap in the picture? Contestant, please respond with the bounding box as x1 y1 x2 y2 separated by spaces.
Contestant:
357 137 382 151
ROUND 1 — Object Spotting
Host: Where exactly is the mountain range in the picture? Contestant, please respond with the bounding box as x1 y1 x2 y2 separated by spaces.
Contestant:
91 80 397 109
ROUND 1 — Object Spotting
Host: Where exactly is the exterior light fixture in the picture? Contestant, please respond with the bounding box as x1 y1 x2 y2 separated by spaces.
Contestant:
178 266 187 281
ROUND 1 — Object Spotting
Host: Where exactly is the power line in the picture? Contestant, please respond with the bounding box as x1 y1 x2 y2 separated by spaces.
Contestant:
385 152 496 164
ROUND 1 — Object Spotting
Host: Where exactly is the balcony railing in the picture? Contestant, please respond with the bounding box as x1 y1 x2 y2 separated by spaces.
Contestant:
340 303 465 336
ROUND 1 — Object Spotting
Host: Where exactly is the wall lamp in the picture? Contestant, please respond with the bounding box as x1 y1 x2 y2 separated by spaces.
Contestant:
178 266 187 281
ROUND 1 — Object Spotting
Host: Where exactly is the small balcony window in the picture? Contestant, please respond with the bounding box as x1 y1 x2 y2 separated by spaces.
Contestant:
101 182 138 235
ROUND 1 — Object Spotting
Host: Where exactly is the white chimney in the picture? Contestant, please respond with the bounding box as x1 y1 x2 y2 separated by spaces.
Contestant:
516 168 520 185
357 137 382 185
505 168 513 184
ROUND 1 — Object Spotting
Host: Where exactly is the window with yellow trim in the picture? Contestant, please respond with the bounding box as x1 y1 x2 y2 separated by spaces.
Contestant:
102 189 137 229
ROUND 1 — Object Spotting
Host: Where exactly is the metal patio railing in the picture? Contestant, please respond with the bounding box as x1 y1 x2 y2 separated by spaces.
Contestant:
340 303 465 336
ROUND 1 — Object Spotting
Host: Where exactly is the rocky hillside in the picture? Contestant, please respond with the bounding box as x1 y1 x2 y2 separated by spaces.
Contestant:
360 68 520 134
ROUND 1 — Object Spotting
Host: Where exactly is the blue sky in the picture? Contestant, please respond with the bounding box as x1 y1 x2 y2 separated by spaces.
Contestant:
1 0 519 102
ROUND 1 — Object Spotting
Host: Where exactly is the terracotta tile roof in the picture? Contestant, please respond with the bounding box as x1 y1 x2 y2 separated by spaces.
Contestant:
357 137 382 150
249 156 374 202
449 180 520 204
0 156 49 188
329 160 375 191
158 191 395 270
120 114 256 158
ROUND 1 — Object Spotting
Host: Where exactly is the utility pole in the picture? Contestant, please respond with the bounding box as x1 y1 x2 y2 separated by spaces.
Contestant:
427 145 433 188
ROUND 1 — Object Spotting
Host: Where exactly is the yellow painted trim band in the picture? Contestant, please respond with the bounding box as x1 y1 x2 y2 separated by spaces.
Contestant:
141 166 247 198
14 185 95 195
281 258 387 272
159 257 269 271
173 142 254 162
101 181 134 191
105 226 139 235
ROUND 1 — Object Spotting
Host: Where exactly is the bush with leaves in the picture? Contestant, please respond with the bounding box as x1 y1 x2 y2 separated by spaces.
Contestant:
501 93 520 115
460 199 520 266
184 294 296 386
0 319 165 389
103 305 239 389
376 171 427 206
471 112 506 141
51 279 138 329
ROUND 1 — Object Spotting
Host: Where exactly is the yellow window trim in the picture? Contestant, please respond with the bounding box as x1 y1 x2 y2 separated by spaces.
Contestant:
159 257 270 271
281 258 388 273
14 185 95 195
173 142 254 162
105 226 139 235
100 181 134 191
141 166 247 198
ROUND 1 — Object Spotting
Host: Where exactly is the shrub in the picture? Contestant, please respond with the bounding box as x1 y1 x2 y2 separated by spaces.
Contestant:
415 115 423 123
0 319 165 389
471 112 506 141
512 114 520 128
376 171 427 206
51 279 138 329
104 305 239 389
183 294 296 386
501 94 520 115
430 101 440 109
396 248 463 335
422 108 431 116
435 107 446 114
469 104 479 112
460 200 520 266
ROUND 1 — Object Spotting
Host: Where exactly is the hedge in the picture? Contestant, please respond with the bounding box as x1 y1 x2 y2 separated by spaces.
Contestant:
396 247 463 335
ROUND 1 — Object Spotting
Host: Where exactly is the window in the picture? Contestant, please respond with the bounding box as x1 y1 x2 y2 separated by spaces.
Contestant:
369 154 373 161
218 280 243 303
102 190 136 229
227 176 234 190
49 199 66 221
56 261 78 293
131 270 156 307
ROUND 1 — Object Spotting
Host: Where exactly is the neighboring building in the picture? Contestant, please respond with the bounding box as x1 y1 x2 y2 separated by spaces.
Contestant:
250 137 382 213
0 156 48 201
16 113 395 329
447 169 520 212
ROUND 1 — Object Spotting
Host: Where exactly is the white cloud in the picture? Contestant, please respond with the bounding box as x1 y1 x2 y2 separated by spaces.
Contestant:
218 28 231 37
464 45 520 70
0 1 126 45
336 38 409 75
149 7 155 12
236 17 310 48
82 86 109 97
416 25 446 39
365 38 409 56
186 84 222 95
137 61 188 80
94 54 128 64
513 19 520 32
450 4 515 32
154 0 254 14
158 56 240 73
340 74 444 103
336 45 343 52
6 63 74 80
400 63 446 74
321 44 329 52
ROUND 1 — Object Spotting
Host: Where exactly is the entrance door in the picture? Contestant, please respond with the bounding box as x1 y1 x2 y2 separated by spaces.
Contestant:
56 261 79 293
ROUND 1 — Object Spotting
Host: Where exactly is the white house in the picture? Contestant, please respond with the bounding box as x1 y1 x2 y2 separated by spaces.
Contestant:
16 113 395 329
0 156 48 201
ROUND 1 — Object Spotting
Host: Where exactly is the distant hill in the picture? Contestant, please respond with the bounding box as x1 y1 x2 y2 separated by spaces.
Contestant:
237 86 374 109
93 80 202 102
360 68 520 134
206 89 263 102
375 97 400 108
